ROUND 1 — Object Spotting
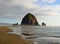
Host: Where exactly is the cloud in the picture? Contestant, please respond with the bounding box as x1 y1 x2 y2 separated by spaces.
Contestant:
0 0 40 18
0 0 60 19
41 0 56 4
9 0 39 8
42 5 60 16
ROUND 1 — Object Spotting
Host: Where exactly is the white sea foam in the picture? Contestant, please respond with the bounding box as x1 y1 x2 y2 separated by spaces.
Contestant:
8 26 60 44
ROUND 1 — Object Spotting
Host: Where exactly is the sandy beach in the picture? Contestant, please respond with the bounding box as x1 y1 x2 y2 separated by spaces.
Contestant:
0 26 33 44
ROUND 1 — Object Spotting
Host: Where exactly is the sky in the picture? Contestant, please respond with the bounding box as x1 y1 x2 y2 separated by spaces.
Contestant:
0 0 60 26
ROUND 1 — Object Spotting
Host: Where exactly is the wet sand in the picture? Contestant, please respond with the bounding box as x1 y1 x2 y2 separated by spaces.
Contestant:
0 26 33 44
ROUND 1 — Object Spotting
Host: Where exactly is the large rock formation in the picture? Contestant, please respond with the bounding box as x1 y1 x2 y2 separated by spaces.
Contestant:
20 13 39 26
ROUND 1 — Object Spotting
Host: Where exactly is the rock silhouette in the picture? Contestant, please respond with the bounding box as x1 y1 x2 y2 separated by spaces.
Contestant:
20 13 39 26
13 23 19 26
41 22 46 26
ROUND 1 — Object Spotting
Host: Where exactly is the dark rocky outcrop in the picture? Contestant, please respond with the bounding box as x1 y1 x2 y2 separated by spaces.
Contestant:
13 23 19 26
41 22 46 26
20 13 39 26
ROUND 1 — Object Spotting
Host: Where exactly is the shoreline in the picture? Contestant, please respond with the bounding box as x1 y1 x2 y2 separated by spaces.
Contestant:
0 26 33 44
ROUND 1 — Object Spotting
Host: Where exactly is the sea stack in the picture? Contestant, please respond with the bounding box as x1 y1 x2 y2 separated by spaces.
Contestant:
20 13 39 26
41 22 46 26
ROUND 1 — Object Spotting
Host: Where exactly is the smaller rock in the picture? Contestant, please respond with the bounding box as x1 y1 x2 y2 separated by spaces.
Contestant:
41 22 46 26
13 23 19 26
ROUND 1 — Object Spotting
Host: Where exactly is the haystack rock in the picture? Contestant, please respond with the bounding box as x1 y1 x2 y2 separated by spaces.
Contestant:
20 13 39 26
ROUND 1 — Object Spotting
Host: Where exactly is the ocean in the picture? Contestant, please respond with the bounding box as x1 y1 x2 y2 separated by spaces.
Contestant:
8 26 60 44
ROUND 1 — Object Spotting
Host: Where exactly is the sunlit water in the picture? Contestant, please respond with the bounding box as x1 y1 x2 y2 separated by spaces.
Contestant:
8 26 60 44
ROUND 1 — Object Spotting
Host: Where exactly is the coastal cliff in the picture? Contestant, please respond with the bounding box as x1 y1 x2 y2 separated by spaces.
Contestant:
20 13 39 26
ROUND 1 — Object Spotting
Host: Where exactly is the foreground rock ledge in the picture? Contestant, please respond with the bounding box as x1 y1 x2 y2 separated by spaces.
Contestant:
20 13 39 26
